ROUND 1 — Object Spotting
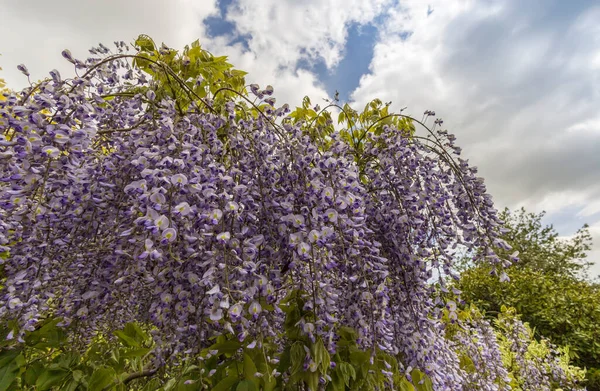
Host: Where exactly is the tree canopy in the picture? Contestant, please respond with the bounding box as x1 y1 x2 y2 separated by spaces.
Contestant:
497 208 591 276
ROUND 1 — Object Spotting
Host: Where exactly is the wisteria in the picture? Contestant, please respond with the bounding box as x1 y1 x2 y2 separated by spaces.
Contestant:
447 307 513 391
494 307 586 390
0 39 585 390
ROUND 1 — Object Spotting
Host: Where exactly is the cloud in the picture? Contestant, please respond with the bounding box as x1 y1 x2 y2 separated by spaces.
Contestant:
226 0 391 69
0 0 387 115
0 0 219 89
199 0 394 108
295 22 382 102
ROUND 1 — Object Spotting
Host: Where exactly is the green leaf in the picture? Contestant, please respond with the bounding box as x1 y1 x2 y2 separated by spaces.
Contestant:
338 362 356 385
143 378 163 391
399 377 416 391
121 347 152 358
24 362 45 386
0 351 19 391
210 340 242 355
182 365 200 376
236 380 257 391
26 318 67 348
380 105 389 118
305 372 320 391
114 330 140 348
212 372 239 391
459 354 476 373
290 342 306 376
135 34 156 52
56 351 80 369
277 346 291 377
126 322 150 340
329 368 345 391
89 367 116 391
349 349 369 367
36 369 70 390
62 379 82 391
162 377 177 390
230 69 248 77
0 350 19 369
302 96 311 109
243 353 258 381
410 369 434 391
72 369 84 382
313 339 330 373
114 322 150 349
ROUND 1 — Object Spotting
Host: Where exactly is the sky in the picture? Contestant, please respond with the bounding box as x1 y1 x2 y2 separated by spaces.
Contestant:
1 0 600 276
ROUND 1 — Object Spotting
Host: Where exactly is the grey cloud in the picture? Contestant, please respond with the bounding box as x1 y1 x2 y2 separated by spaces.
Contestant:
351 0 600 272
354 0 600 209
473 133 600 207
436 1 600 205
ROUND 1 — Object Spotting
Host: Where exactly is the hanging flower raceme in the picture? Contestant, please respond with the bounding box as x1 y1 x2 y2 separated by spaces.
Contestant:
0 40 539 391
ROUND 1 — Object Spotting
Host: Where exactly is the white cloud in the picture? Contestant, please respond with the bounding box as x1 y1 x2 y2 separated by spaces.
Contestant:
227 0 391 69
201 35 329 112
0 0 218 89
577 195 600 219
199 0 394 108
567 117 600 135
522 190 591 216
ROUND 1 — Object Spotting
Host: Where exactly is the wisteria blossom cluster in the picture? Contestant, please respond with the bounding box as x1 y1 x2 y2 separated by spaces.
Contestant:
0 41 535 389
447 309 512 391
444 306 586 391
494 308 586 391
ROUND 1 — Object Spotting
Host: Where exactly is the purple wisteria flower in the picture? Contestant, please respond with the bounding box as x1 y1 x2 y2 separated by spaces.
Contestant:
0 40 520 391
161 228 177 244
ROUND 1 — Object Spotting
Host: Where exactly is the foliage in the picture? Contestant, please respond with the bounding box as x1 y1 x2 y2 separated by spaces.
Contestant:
457 207 600 350
0 309 439 391
130 34 249 115
0 35 575 390
496 207 591 277
442 304 513 390
587 368 600 391
286 96 415 180
443 304 586 390
459 265 600 369
0 74 5 97
0 319 161 391
494 306 586 390
1 306 586 391
457 207 599 388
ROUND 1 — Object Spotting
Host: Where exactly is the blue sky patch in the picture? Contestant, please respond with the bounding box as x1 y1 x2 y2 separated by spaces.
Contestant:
544 204 597 237
296 22 380 103
202 3 408 103
203 0 250 50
